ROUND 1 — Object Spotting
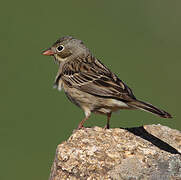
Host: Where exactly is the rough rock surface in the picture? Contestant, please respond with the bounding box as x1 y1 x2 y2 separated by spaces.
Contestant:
49 124 181 180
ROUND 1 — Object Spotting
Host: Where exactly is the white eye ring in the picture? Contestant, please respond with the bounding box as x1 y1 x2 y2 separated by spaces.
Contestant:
56 45 64 52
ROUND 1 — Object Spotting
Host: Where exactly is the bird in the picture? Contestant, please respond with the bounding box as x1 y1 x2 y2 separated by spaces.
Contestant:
42 36 172 129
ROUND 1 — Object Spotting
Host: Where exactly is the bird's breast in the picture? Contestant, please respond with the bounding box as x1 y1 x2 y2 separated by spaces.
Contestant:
54 79 63 91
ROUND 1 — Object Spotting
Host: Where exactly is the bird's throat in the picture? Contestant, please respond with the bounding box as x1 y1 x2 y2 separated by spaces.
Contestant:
53 54 67 64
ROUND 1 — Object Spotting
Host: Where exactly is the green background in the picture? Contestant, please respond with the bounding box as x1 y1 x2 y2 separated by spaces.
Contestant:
1 1 180 179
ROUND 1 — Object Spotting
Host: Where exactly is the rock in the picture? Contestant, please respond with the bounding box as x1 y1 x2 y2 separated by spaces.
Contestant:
49 124 181 180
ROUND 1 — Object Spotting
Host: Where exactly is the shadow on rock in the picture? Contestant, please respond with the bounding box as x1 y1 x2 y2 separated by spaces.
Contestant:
124 126 181 155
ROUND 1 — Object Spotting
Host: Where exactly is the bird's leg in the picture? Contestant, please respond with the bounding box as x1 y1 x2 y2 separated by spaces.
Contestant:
104 112 112 129
77 108 91 129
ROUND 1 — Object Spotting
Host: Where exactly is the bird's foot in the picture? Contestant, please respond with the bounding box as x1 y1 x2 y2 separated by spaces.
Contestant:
77 124 85 130
104 124 110 129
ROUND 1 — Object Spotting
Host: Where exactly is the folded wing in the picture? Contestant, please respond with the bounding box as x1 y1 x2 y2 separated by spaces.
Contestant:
59 56 136 102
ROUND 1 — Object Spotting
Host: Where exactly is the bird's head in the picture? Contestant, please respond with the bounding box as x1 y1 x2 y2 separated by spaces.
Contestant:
42 36 90 64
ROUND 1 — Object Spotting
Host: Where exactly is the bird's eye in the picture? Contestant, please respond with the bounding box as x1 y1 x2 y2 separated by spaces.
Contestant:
56 45 64 52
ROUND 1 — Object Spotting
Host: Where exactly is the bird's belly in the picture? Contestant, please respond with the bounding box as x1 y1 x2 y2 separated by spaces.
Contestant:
63 86 97 110
95 99 130 114
63 85 131 114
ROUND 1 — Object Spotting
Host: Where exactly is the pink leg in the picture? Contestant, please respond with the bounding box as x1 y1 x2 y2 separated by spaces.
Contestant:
77 109 91 129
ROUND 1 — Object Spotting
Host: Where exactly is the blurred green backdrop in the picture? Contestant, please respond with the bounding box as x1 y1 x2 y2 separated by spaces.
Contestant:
1 1 180 179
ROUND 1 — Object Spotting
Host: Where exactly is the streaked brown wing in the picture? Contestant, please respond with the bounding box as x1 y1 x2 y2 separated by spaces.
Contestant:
60 56 136 102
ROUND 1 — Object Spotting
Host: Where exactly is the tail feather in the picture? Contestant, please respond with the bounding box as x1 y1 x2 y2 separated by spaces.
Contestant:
128 100 172 118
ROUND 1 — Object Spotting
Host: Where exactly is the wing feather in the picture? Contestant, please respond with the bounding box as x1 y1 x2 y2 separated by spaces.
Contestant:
60 55 136 101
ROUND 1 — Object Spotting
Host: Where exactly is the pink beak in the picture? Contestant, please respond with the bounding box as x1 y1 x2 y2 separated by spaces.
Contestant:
42 49 54 56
